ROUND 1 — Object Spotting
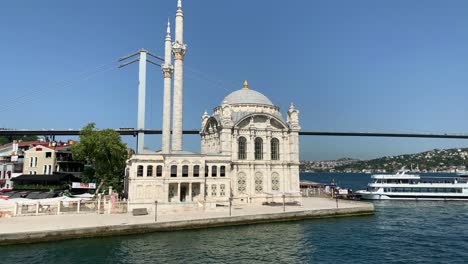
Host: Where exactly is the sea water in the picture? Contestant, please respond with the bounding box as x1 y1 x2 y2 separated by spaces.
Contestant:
1 173 467 264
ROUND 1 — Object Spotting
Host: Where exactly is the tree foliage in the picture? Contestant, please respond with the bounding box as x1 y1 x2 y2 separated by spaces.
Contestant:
71 123 129 193
0 135 39 145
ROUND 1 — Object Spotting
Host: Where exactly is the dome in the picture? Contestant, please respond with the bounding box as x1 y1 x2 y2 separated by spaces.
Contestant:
222 81 274 106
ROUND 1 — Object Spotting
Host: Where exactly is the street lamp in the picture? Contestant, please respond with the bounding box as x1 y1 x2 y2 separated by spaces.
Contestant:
229 191 233 217
282 193 286 212
154 200 158 222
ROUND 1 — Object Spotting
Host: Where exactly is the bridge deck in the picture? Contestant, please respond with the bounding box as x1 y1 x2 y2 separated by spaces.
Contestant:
1 129 468 139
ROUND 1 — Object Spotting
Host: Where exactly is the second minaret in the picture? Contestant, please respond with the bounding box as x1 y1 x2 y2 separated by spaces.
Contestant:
171 0 186 152
161 20 174 153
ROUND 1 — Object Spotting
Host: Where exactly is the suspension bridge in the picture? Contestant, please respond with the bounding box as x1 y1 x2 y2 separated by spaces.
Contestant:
1 129 468 140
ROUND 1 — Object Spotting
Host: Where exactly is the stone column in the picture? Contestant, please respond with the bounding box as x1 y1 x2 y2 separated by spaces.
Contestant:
248 134 254 161
232 133 238 160
188 183 192 202
177 183 181 203
201 182 205 201
265 133 271 161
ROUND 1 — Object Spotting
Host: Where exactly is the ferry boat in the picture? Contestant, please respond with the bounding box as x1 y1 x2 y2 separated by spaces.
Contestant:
356 169 468 200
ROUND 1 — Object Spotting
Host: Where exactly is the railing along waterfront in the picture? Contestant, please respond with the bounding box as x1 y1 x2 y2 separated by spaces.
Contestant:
0 197 129 218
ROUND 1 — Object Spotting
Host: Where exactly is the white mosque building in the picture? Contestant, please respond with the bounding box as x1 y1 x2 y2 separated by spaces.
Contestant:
126 0 301 211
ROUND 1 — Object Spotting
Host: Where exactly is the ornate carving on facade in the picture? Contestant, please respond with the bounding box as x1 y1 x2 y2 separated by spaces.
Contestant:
161 64 174 78
287 103 300 130
201 111 210 131
172 41 187 60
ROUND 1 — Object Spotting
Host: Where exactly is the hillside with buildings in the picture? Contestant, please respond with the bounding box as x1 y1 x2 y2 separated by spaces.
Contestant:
300 158 359 172
301 148 468 173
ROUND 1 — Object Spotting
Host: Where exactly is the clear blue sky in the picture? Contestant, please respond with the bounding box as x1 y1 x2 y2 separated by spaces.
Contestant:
1 0 468 161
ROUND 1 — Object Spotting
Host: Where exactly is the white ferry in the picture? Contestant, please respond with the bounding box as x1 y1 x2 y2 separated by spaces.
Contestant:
356 169 468 200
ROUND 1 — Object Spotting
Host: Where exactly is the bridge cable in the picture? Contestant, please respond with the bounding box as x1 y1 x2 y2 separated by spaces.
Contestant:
0 62 119 113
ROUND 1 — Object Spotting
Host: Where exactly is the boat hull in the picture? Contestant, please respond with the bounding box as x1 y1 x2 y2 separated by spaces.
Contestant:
357 192 468 201
356 192 391 200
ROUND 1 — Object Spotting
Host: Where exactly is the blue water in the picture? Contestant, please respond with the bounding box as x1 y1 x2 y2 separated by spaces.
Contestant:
1 173 467 264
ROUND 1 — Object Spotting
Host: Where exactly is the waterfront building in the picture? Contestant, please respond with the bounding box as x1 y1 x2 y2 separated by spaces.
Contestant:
0 163 20 190
23 144 84 176
0 140 50 190
126 0 301 211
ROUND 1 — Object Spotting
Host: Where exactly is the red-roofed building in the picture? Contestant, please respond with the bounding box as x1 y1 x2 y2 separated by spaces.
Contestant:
23 144 84 177
0 140 84 190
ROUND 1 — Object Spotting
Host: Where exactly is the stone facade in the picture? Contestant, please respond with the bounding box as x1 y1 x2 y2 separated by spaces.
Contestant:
200 83 301 205
127 83 301 210
126 0 301 211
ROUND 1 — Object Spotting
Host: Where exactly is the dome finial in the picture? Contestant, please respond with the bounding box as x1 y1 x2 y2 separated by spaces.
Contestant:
243 80 249 90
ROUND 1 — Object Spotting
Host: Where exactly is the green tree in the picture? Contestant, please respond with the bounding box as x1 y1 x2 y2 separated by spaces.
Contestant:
71 123 129 193
0 135 39 145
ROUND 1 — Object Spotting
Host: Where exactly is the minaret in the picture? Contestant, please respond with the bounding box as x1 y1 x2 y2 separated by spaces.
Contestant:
171 0 187 151
161 19 174 153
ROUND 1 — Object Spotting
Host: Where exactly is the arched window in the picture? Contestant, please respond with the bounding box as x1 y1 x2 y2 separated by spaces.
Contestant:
272 173 280 191
171 165 177 177
182 165 189 177
237 173 246 194
156 165 163 177
205 166 209 177
220 166 226 177
255 172 263 194
238 137 247 160
137 166 144 177
211 166 217 177
147 165 153 177
255 138 263 160
271 138 280 160
194 165 200 177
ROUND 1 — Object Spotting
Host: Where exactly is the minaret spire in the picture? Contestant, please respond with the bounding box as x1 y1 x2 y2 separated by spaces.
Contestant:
166 18 171 35
161 18 174 153
171 0 187 151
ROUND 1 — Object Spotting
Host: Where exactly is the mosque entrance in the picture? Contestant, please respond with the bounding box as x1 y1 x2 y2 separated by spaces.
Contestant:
180 185 187 202
168 183 177 203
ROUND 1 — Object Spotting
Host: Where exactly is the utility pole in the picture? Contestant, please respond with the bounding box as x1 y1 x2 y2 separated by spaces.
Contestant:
119 49 164 154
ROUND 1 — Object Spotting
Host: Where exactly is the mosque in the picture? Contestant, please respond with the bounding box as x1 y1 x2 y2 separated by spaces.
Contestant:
126 0 301 211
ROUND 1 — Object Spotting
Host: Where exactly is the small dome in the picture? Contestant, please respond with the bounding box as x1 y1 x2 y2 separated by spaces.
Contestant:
222 81 274 106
